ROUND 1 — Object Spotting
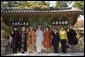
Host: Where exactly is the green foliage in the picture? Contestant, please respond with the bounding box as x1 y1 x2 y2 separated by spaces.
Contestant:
1 29 9 39
73 1 84 10
1 1 50 9
1 19 12 40
55 1 68 8
1 1 19 9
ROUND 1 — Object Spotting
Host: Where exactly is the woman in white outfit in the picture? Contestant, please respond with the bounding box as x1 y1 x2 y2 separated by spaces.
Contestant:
36 26 44 53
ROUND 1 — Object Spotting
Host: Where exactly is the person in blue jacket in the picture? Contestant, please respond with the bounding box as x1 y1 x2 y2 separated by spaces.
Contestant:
51 28 60 53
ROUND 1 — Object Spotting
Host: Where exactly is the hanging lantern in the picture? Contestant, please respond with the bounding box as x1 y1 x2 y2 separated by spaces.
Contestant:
65 21 68 24
26 22 28 26
24 22 25 25
62 21 64 24
18 22 20 25
12 22 14 26
59 21 61 24
52 22 55 24
15 22 17 25
56 21 58 24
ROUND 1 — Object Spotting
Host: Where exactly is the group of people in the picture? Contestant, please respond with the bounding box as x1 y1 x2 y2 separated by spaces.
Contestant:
9 25 80 54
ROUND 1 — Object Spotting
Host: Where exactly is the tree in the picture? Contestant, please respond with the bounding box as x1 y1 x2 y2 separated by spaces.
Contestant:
1 1 19 9
1 1 50 9
55 1 68 8
65 1 75 7
1 17 11 39
16 1 50 9
30 1 50 9
73 1 84 10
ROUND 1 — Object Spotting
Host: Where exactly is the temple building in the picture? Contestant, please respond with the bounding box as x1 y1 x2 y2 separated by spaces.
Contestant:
1 7 83 29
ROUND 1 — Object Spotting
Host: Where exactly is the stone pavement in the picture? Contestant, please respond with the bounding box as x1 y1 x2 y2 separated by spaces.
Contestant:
5 52 84 56
4 46 84 56
1 39 84 56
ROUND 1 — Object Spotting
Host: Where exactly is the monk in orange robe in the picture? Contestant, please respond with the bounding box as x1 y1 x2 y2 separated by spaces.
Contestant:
27 27 36 53
44 27 51 49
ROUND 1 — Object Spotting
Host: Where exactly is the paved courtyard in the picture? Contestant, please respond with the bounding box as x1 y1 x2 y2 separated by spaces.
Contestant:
4 45 84 56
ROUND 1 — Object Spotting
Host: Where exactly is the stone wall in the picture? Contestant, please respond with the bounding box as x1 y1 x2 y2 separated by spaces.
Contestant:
1 39 9 56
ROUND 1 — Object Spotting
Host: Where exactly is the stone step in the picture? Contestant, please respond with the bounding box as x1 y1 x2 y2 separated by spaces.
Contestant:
5 52 84 56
